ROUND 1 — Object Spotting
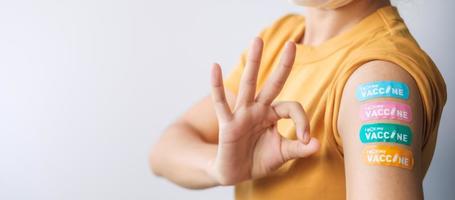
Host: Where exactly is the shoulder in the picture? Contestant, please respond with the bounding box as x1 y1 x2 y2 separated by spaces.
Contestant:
336 60 426 199
337 60 425 147
338 59 422 113
346 29 432 71
340 35 445 103
345 61 416 86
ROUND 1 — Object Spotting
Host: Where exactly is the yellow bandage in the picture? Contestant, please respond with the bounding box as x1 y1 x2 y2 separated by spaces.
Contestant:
363 144 414 170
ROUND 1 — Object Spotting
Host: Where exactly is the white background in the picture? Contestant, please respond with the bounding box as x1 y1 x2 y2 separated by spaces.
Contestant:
0 0 453 199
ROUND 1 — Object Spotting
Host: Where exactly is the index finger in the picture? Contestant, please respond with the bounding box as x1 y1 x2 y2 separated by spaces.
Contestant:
210 63 233 121
255 41 296 105
272 101 311 144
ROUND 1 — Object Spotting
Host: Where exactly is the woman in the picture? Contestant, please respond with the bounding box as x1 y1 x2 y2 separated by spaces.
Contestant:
149 0 447 199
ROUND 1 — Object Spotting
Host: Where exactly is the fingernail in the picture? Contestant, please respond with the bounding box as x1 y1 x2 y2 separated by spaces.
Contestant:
297 129 304 141
253 37 262 43
285 41 292 48
286 41 295 47
303 131 310 144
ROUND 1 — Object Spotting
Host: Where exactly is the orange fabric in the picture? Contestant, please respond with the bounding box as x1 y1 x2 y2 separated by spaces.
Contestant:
223 6 447 200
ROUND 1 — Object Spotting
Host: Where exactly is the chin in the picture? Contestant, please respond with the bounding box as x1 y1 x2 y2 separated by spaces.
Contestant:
288 0 329 7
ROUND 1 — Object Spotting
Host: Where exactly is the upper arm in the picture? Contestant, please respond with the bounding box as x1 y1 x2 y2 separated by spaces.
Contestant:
338 60 424 200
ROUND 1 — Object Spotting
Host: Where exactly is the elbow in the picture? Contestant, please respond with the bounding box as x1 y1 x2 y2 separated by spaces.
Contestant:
148 144 162 177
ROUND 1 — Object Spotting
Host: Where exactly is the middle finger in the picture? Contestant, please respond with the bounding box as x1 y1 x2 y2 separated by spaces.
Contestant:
235 37 264 107
255 41 296 105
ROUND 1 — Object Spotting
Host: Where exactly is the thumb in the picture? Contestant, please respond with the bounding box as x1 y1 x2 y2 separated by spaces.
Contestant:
280 137 320 162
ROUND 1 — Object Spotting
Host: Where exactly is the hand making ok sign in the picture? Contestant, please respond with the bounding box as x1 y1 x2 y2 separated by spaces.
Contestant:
208 37 320 185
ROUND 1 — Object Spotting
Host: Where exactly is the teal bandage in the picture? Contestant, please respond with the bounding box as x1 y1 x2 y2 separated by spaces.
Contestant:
356 81 409 101
360 123 412 146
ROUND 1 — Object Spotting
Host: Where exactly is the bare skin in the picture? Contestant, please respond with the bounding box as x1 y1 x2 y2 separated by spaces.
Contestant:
302 0 390 46
208 39 320 185
150 38 320 189
150 1 424 199
339 61 424 199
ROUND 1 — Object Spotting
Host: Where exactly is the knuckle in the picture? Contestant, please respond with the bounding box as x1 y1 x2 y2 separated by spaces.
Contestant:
289 101 302 110
280 142 290 161
271 79 285 89
249 58 261 66
280 62 292 69
244 79 257 86
212 95 224 102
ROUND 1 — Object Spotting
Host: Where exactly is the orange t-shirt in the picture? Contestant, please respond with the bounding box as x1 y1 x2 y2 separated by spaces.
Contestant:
223 5 447 200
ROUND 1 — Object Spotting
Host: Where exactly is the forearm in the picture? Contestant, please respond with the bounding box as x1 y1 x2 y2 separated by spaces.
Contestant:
149 121 219 189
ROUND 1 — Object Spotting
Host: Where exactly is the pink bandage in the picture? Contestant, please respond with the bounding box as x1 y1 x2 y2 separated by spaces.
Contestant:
360 101 412 123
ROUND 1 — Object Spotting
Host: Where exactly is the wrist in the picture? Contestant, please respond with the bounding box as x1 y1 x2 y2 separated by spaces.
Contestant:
205 157 220 186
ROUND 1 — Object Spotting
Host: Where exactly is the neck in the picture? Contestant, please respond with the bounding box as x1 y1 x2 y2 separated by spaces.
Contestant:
301 0 391 46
